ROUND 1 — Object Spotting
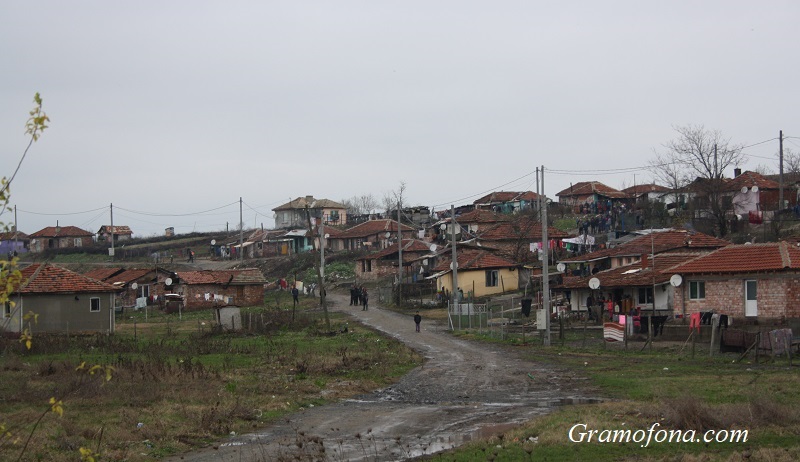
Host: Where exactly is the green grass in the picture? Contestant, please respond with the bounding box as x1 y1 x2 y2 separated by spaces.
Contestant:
0 307 421 461
434 327 800 461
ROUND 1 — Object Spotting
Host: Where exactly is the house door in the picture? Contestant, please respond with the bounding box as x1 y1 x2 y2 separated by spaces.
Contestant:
745 280 757 317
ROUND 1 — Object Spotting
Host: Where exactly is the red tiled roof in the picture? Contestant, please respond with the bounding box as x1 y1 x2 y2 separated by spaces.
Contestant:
560 230 729 264
671 241 800 274
177 269 267 285
556 181 627 199
473 191 540 205
478 219 570 241
17 264 118 294
621 184 670 196
432 249 518 272
0 231 29 240
725 171 780 192
108 268 153 285
360 239 433 261
336 219 415 239
83 267 125 281
454 209 511 225
30 226 93 238
559 253 701 289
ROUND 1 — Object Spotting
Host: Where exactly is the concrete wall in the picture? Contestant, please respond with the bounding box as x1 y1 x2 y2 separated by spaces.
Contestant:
4 292 115 334
436 268 519 298
180 284 263 310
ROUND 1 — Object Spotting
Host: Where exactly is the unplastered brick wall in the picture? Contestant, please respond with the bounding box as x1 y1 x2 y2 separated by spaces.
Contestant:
677 274 800 319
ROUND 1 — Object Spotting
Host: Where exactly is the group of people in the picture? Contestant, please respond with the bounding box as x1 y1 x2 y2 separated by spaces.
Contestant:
349 285 369 310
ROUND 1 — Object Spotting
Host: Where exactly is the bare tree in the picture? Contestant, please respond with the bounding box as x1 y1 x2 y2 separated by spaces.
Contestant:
340 194 380 216
650 124 746 236
382 182 407 217
782 148 800 175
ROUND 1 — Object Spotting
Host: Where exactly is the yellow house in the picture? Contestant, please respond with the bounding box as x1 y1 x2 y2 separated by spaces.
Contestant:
432 249 520 299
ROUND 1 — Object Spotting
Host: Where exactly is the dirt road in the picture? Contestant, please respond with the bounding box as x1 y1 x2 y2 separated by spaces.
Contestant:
168 294 592 461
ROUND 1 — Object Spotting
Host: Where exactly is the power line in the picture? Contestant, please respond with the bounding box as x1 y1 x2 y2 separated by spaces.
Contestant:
431 170 538 208
16 206 107 216
115 201 239 217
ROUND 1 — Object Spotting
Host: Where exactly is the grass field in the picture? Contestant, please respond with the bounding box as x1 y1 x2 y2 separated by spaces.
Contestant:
0 300 421 461
431 328 800 461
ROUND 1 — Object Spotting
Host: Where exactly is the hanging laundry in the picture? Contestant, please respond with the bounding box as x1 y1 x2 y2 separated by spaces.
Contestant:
689 312 701 332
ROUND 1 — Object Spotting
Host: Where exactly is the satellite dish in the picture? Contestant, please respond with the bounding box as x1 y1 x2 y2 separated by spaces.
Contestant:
211 239 216 245
588 277 600 290
131 282 138 290
430 244 438 252
669 274 683 287
165 277 173 286
751 186 759 193
423 258 429 265
324 233 330 239
272 213 277 219
741 186 748 194
557 262 566 273
385 232 391 238
440 223 447 230
450 262 459 270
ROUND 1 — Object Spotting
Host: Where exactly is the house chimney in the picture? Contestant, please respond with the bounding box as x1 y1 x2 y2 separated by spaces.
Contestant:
305 195 314 202
641 253 649 269
734 168 741 177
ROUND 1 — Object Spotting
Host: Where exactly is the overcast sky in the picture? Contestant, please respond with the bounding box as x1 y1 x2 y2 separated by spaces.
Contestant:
2 1 798 237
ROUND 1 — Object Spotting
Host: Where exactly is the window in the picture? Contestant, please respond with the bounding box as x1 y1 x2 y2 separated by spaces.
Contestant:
74 238 83 247
638 287 653 304
485 270 499 287
3 302 11 318
689 281 705 300
90 297 101 312
362 260 372 272
137 284 150 298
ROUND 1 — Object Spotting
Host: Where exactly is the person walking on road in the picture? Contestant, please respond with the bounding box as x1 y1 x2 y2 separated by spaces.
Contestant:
291 285 299 307
361 287 369 311
414 311 422 332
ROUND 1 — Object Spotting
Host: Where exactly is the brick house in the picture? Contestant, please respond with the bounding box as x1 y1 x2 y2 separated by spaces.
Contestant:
3 264 117 334
29 225 94 253
330 219 416 251
670 241 800 321
556 181 628 212
356 239 435 282
96 225 133 243
174 269 267 311
83 266 177 310
475 215 570 265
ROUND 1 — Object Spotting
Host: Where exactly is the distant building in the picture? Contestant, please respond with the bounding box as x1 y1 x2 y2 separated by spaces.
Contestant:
97 225 133 243
29 225 94 253
273 196 348 229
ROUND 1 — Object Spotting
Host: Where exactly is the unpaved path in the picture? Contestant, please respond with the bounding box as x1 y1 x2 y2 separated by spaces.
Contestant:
168 294 591 461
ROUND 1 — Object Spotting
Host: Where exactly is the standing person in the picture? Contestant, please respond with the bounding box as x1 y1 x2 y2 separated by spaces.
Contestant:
414 311 422 332
291 285 299 307
361 287 369 311
350 285 357 306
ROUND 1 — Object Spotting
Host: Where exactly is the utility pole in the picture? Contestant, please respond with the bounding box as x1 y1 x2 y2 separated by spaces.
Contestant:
239 197 244 261
450 204 459 308
535 167 540 219
714 144 718 179
320 221 325 279
110 203 115 261
541 166 550 346
397 199 403 305
780 130 784 210
305 205 330 330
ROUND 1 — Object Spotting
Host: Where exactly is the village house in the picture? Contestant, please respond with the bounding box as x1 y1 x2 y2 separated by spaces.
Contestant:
555 181 628 213
355 239 435 282
430 208 511 243
559 229 730 276
3 264 118 334
330 219 416 251
272 196 348 229
29 225 94 253
474 215 571 265
430 248 521 299
556 252 701 316
83 266 177 311
96 225 133 243
670 241 800 321
0 229 29 256
173 269 267 311
472 191 543 214
726 170 788 219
